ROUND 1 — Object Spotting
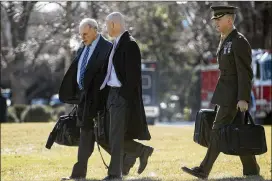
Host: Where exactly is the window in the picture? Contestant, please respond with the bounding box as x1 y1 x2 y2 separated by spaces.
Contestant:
142 75 151 89
256 62 261 79
142 95 151 105
262 61 271 80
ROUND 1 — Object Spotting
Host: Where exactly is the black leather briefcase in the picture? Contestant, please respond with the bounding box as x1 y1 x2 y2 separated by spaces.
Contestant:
193 106 217 147
45 106 80 149
219 111 267 156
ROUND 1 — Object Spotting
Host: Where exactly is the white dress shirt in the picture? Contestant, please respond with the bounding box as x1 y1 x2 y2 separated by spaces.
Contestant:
100 31 125 90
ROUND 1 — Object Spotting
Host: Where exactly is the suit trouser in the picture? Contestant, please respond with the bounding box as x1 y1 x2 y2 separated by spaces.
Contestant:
200 106 260 175
71 127 142 177
107 87 144 176
71 116 144 177
71 127 110 177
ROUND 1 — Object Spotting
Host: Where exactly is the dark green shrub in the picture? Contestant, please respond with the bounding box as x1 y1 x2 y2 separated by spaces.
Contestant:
13 104 28 121
7 107 20 123
21 105 53 122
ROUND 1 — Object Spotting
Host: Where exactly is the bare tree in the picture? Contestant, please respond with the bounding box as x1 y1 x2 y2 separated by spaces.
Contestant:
1 2 67 103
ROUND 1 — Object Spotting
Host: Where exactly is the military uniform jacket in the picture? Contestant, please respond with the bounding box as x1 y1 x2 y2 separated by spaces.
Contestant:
211 29 253 106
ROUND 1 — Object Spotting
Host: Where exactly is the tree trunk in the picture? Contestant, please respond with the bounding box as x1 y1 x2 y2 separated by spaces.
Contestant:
9 52 29 104
10 75 28 104
64 1 73 73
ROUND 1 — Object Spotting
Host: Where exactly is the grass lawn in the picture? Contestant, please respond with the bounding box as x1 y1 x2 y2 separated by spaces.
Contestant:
1 123 271 181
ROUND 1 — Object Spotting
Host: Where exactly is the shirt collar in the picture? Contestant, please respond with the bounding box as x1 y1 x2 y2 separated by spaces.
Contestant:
221 27 236 40
115 31 125 45
92 34 101 46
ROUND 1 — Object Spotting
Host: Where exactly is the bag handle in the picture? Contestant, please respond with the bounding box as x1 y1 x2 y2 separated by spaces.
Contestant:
244 111 255 125
231 108 254 125
214 105 218 112
68 105 78 116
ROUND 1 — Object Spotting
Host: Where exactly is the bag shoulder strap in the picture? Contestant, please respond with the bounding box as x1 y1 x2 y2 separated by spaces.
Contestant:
214 105 218 112
68 105 78 116
94 131 109 169
97 142 109 169
93 111 108 169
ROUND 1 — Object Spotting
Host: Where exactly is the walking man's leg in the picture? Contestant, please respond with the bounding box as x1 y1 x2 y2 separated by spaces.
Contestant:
182 106 237 179
123 140 154 174
62 127 95 180
71 128 95 178
240 155 260 176
105 88 126 179
96 100 135 176
98 138 139 176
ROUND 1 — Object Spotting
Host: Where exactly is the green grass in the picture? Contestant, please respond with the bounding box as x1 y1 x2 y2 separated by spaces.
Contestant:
1 123 271 181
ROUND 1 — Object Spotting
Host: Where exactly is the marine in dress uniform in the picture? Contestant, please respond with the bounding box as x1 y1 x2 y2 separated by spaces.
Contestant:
181 5 260 179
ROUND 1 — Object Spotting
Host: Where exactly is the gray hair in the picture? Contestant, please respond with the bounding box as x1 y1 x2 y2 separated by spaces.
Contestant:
227 14 236 22
79 18 98 31
106 12 126 29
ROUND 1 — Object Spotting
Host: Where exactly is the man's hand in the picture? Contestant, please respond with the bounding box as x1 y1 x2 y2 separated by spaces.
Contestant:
237 100 248 112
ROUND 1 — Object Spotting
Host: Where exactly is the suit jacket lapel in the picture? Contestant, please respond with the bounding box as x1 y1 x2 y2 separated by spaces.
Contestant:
112 31 130 65
114 31 129 53
83 37 104 88
84 45 100 73
73 45 84 63
216 29 237 56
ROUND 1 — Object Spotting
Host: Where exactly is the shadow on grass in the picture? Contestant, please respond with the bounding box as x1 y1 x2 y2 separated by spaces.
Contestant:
189 175 268 181
84 177 162 181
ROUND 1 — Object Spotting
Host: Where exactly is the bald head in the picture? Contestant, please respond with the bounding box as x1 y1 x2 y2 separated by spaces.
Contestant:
106 12 125 28
106 12 126 37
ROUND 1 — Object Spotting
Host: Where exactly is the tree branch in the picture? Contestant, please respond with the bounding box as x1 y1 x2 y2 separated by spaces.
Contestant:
19 2 37 41
34 2 48 11
71 2 81 12
6 2 18 48
1 2 8 13
30 28 60 64
1 49 8 63
54 2 66 11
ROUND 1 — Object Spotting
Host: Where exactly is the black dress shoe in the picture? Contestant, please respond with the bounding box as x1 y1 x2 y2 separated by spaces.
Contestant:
102 175 122 180
122 154 136 176
244 171 260 176
61 176 85 180
243 164 260 176
181 166 208 179
138 146 154 174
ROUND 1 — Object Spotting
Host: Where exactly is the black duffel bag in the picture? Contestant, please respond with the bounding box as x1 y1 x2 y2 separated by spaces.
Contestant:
45 106 80 149
219 111 267 156
193 106 217 147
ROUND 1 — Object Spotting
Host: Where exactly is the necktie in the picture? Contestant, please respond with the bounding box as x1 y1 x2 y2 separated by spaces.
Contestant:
100 40 117 90
79 46 91 90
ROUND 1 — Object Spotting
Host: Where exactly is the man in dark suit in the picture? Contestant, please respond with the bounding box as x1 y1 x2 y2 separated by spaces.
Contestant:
182 5 260 179
100 12 154 180
59 18 139 180
0 92 7 123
